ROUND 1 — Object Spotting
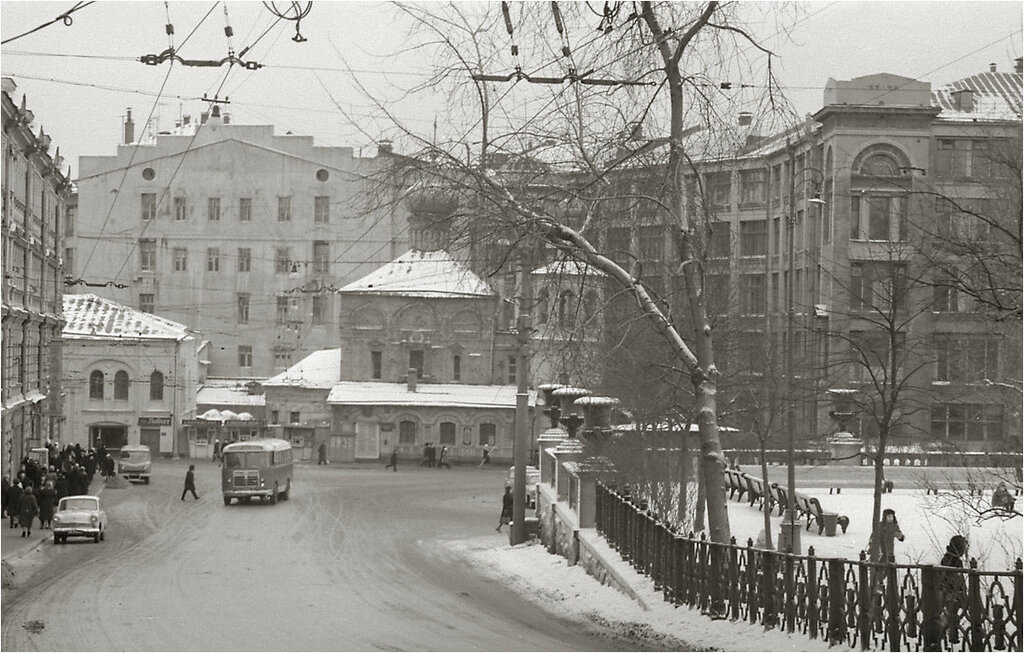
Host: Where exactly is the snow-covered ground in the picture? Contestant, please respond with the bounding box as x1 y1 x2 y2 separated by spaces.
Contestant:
450 486 1021 652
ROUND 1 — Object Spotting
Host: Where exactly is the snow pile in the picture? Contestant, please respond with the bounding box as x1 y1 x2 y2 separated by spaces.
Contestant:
450 537 852 652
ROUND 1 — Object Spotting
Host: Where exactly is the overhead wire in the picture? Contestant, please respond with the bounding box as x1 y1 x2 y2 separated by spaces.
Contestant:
1 1 95 45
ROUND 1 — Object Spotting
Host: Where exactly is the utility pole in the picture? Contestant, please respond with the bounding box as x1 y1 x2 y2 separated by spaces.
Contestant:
511 254 532 545
780 142 801 554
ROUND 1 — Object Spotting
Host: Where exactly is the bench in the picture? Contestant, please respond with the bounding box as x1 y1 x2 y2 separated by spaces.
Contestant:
806 497 850 536
742 473 765 509
767 483 788 516
724 469 747 501
794 492 814 525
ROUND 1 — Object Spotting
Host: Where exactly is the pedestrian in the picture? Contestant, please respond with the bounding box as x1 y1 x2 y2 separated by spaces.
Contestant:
877 508 905 563
1 476 8 518
180 464 199 501
478 445 491 467
37 481 56 529
438 446 451 469
317 441 328 465
213 439 222 463
385 448 398 472
428 443 437 468
992 482 1015 512
420 443 432 467
7 481 23 529
17 486 39 538
938 534 969 642
496 485 513 532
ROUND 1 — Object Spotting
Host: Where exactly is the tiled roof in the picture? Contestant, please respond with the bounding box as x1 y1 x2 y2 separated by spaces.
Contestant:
63 293 189 340
327 382 536 409
338 249 494 298
932 71 1022 120
264 349 341 388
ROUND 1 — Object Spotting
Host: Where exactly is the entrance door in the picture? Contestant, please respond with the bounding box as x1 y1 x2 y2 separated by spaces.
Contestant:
140 428 161 453
354 422 379 460
90 425 128 449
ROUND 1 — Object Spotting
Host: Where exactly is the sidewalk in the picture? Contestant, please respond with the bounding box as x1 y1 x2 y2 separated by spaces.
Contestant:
1 475 105 564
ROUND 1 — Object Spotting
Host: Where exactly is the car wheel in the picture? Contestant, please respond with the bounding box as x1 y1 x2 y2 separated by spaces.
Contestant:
269 483 278 505
53 533 59 545
281 481 290 501
144 478 150 485
223 496 231 506
93 532 100 543
100 529 105 542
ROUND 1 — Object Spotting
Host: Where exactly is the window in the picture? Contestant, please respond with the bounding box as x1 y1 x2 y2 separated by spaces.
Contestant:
371 351 382 379
708 171 731 206
399 420 417 444
238 248 251 273
238 345 253 368
274 351 292 370
174 196 187 221
275 248 291 273
935 139 975 178
290 411 300 424
850 195 906 241
479 422 497 446
278 196 291 222
849 331 905 382
239 197 252 222
173 248 187 272
139 293 154 313
850 262 908 312
312 295 327 325
740 169 766 204
208 197 221 221
452 355 461 381
537 288 550 324
933 275 965 313
276 295 297 323
139 239 156 271
150 371 164 401
271 410 280 424
739 274 766 314
237 294 250 324
935 197 993 242
440 422 456 445
709 222 730 258
207 248 220 272
409 350 424 379
114 370 130 400
935 335 999 382
65 248 74 276
606 227 631 265
638 226 663 264
89 370 104 399
315 196 330 223
558 290 575 327
507 354 517 383
141 193 157 221
932 403 1004 441
313 241 329 274
739 220 767 256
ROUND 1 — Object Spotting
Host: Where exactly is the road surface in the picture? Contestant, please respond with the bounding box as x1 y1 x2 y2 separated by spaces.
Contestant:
2 459 671 651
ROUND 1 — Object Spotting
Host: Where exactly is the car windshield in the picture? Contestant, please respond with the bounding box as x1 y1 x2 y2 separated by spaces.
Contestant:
61 498 97 511
121 450 148 460
223 451 270 469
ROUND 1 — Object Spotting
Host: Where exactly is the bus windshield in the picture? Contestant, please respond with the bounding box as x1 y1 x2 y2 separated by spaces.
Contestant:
223 451 271 469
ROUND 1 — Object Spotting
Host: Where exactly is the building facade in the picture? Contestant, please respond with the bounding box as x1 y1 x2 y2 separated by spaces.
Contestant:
62 293 201 456
262 348 341 461
2 77 71 477
70 108 408 377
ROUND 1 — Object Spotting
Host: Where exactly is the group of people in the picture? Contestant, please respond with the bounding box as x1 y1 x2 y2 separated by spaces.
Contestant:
418 443 451 469
1 442 110 538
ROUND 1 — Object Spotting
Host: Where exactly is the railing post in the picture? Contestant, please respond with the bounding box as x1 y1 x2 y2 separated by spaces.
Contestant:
1013 558 1023 652
762 549 777 629
685 533 696 607
709 539 725 618
886 562 900 651
828 558 847 646
785 552 796 633
747 539 759 624
920 565 942 652
968 558 984 652
729 537 740 621
858 551 871 651
807 547 818 640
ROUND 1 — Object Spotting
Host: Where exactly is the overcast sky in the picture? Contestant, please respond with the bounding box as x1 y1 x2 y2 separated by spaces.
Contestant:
1 1 1020 178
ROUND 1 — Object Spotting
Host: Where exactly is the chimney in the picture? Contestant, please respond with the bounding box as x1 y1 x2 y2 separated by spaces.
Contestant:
222 112 230 124
200 111 209 125
738 111 753 126
377 140 393 156
990 62 997 72
1016 57 1022 75
407 368 417 392
124 108 135 144
952 88 974 112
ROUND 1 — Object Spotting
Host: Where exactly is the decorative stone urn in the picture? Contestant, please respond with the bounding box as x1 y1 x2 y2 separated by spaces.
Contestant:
827 388 863 466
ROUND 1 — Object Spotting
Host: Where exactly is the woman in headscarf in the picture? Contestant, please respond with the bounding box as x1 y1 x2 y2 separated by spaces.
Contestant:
17 485 39 538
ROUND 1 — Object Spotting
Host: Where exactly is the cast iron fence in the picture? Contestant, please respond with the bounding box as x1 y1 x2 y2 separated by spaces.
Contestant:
596 483 1022 651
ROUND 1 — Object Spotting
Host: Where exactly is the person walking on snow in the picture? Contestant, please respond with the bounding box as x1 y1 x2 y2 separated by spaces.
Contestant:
180 464 199 501
17 485 39 538
385 449 398 472
496 485 513 531
438 446 451 469
478 445 491 467
877 508 905 563
317 441 328 465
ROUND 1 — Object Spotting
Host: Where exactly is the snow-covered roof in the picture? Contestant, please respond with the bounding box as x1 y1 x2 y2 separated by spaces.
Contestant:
197 378 265 407
63 293 189 340
932 70 1022 121
264 349 341 389
338 249 494 298
612 422 739 433
327 382 535 409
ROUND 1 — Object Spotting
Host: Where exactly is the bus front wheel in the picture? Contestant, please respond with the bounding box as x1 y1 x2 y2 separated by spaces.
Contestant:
269 483 278 505
281 480 290 501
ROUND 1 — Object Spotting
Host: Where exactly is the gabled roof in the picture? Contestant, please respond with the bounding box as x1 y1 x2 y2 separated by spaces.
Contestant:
932 71 1023 120
338 249 493 298
327 382 535 409
263 349 341 389
62 294 189 340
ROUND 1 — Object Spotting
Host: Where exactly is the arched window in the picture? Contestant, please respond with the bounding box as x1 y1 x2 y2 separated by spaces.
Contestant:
861 153 901 176
479 422 497 446
399 420 417 444
439 422 456 445
114 370 130 400
150 370 164 401
537 288 550 324
558 290 575 327
452 355 461 382
89 370 104 399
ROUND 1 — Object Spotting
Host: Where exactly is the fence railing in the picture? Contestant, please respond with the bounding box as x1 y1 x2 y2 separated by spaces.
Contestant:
595 483 1023 651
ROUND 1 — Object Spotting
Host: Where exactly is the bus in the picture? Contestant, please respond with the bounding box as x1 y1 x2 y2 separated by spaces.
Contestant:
221 438 293 505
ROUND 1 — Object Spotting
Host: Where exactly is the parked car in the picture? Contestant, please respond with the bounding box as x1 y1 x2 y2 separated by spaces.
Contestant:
118 444 151 483
506 465 541 509
53 495 106 544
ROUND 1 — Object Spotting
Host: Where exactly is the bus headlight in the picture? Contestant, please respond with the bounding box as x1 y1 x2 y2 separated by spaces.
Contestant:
90 515 99 525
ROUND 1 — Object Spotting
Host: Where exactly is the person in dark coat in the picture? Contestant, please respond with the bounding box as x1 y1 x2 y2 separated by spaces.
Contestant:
17 486 39 537
877 508 905 563
181 464 199 500
7 482 23 529
496 485 513 532
1 476 9 518
384 449 398 472
317 442 328 465
939 534 969 641
213 439 222 463
438 446 451 469
37 481 56 529
420 443 432 467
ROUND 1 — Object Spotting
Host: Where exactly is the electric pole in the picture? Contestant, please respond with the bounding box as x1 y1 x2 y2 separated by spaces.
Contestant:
511 254 532 545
